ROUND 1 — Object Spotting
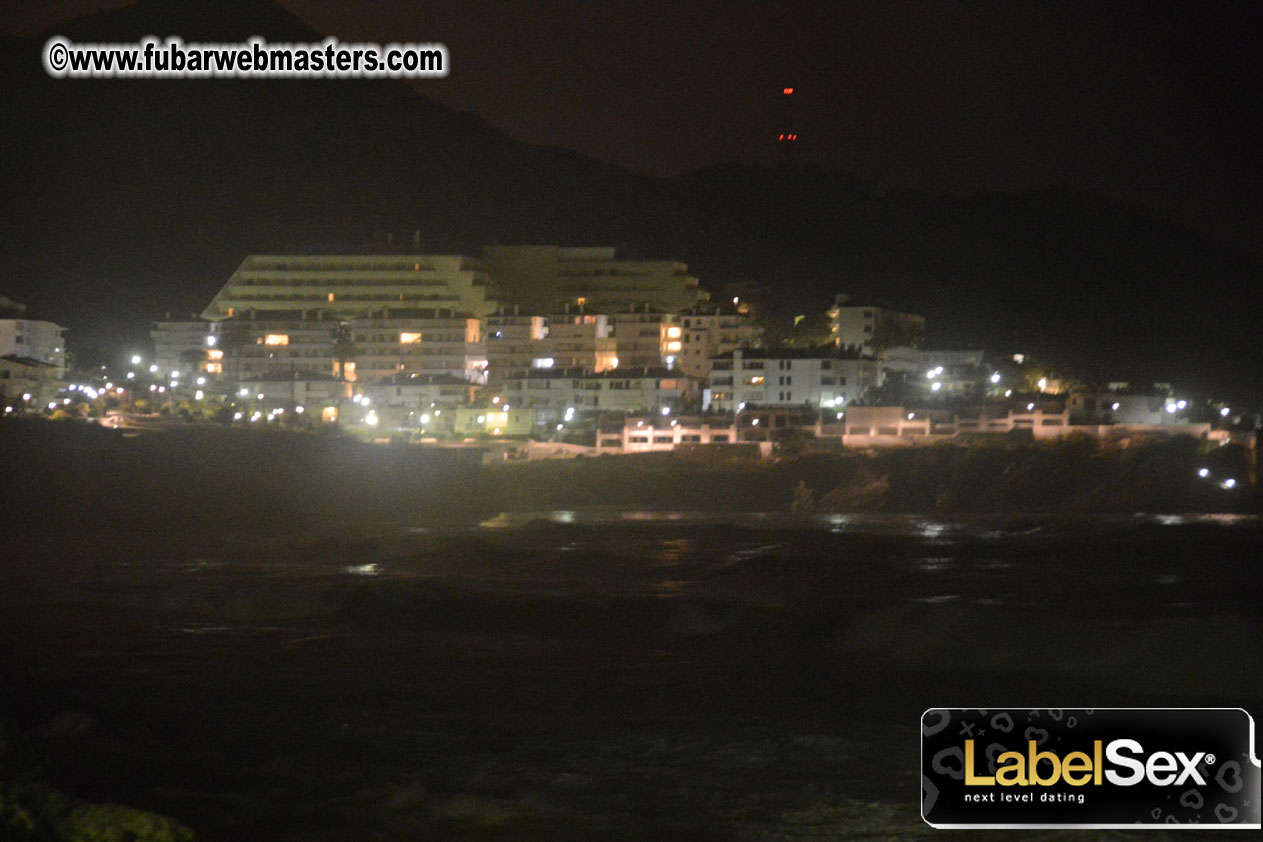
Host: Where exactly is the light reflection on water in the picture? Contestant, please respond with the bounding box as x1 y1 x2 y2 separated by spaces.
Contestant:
7 510 1262 842
154 510 1261 615
915 520 949 541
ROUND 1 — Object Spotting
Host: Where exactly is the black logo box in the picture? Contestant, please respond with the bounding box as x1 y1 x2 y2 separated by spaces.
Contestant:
921 708 1260 829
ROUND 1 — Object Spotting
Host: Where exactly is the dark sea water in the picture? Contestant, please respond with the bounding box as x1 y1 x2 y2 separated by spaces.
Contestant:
2 513 1260 840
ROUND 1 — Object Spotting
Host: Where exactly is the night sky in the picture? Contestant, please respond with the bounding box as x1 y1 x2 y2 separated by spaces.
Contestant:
5 0 1261 254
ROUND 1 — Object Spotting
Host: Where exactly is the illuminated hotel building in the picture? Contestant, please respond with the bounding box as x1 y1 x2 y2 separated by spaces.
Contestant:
201 254 501 321
194 248 715 386
197 255 498 385
220 311 485 384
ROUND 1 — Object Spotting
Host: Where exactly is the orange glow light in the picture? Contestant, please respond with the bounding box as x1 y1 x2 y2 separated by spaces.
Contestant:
783 87 794 95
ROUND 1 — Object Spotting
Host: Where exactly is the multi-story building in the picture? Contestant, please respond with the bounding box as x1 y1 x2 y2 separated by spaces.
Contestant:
671 304 763 380
483 309 549 383
705 349 881 411
201 254 501 321
878 347 987 398
609 305 675 370
481 245 707 314
360 374 477 412
235 377 348 415
0 356 63 407
540 307 619 372
215 309 485 385
150 320 215 376
217 316 341 382
1066 390 1186 426
201 254 501 387
0 316 67 369
827 295 924 355
348 311 485 383
499 366 695 419
198 247 715 387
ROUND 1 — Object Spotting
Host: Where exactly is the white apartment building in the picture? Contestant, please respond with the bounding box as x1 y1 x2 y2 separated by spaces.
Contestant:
360 374 476 412
0 356 63 407
827 295 925 354
481 245 707 314
201 254 502 321
705 349 882 411
500 367 695 417
670 305 763 381
0 318 67 369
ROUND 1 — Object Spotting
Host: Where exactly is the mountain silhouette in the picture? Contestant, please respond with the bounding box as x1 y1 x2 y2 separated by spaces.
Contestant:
3 0 1259 398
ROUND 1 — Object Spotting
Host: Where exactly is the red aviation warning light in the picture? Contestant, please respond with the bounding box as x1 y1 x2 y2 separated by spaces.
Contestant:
777 86 798 151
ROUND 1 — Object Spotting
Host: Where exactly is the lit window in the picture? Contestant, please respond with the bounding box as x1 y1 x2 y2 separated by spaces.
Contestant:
264 334 289 346
400 332 423 343
665 326 681 339
207 349 224 360
665 341 682 353
206 363 223 374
